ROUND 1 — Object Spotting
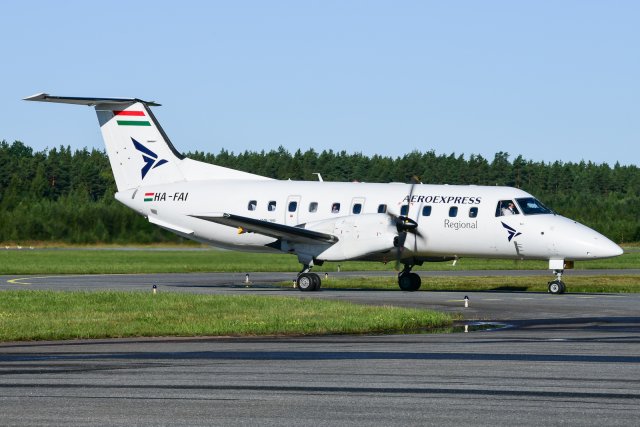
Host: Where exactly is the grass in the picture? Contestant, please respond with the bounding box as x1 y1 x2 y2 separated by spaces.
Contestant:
0 291 458 341
303 275 640 293
0 247 638 275
0 250 301 274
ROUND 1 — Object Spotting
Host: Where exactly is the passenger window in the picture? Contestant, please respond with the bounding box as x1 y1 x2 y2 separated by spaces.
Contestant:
422 206 432 216
378 204 387 213
309 202 318 213
352 203 362 214
331 203 341 213
268 201 277 211
288 201 298 212
400 204 409 216
247 200 257 211
469 207 478 218
449 206 458 217
496 200 519 217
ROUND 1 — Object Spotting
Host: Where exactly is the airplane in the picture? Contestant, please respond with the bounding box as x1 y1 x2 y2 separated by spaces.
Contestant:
25 93 624 294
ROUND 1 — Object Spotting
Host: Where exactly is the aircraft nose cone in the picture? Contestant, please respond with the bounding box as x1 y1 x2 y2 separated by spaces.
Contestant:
556 217 624 260
597 239 624 258
580 231 623 259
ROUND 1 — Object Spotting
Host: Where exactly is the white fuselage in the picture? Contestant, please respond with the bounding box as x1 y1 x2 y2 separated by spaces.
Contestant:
117 180 622 264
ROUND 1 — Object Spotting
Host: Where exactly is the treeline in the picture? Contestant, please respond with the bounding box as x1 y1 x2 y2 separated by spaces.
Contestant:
1 140 638 243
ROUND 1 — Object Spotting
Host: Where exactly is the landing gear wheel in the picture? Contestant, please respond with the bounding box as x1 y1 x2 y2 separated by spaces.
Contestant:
297 273 315 292
297 273 321 292
398 272 421 292
309 273 321 291
548 280 565 294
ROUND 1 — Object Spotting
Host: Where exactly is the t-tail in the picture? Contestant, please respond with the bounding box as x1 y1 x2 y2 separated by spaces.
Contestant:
24 93 268 191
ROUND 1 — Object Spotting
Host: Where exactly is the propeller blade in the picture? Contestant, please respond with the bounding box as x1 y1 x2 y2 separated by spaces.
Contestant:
402 177 423 237
391 176 424 270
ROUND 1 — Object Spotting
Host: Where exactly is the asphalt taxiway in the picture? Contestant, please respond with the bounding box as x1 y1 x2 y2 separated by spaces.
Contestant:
1 272 639 426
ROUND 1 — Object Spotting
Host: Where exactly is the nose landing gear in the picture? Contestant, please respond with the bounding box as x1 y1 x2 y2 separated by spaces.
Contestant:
548 269 566 294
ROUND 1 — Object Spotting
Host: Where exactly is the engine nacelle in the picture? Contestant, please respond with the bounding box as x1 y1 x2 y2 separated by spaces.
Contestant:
302 213 398 261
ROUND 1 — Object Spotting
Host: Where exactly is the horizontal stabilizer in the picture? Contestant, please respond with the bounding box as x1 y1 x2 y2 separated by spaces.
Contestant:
24 93 160 107
192 213 338 245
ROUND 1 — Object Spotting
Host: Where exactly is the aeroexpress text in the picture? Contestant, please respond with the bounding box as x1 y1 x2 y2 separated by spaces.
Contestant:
402 195 482 204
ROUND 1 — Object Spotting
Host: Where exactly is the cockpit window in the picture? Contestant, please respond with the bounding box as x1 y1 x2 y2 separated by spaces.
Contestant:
515 197 552 215
496 200 519 217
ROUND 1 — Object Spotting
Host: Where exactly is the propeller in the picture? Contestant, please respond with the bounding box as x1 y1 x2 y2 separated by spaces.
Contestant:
388 177 423 270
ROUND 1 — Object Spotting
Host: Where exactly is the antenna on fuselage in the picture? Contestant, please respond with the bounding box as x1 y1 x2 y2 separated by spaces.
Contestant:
313 173 323 182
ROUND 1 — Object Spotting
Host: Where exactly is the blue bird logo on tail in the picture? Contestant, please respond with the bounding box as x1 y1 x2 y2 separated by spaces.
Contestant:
501 222 522 242
132 138 168 179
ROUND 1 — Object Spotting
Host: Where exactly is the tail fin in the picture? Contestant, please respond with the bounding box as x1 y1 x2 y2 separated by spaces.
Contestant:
25 93 269 191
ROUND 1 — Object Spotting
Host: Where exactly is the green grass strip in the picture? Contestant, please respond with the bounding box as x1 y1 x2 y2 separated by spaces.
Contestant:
0 291 457 342
306 275 640 293
0 248 638 274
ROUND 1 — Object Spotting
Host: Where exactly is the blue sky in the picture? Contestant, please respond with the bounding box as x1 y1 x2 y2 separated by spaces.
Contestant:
3 1 638 165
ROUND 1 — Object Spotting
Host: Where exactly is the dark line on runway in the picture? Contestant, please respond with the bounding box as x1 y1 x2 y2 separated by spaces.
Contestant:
1 383 638 400
2 351 640 363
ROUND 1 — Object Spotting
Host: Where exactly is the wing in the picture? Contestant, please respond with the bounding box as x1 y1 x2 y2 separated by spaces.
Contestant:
191 213 338 245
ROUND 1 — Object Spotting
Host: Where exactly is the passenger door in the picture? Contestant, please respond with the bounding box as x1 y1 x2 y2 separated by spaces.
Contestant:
286 195 302 226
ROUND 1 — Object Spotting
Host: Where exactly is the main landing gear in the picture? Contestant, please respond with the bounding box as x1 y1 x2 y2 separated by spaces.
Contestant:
296 264 321 292
548 269 566 294
398 264 421 292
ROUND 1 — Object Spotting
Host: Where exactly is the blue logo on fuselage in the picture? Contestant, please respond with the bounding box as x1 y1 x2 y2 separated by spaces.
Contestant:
501 221 522 242
132 138 168 179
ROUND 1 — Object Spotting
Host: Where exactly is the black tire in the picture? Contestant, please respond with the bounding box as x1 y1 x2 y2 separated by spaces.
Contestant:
548 280 564 294
408 273 421 291
297 273 315 292
398 272 421 292
310 273 321 291
398 273 412 291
